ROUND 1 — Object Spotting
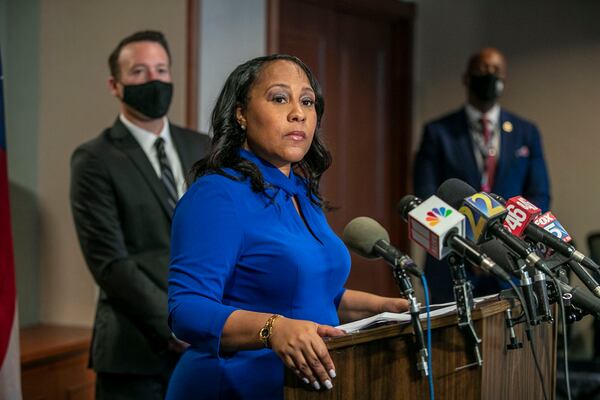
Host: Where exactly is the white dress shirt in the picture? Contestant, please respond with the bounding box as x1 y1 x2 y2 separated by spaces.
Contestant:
120 114 186 198
465 103 501 172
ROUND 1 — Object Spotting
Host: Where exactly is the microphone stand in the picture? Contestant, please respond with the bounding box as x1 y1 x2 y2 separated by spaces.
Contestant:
519 266 541 325
546 256 587 324
390 257 429 377
447 253 483 367
505 306 524 350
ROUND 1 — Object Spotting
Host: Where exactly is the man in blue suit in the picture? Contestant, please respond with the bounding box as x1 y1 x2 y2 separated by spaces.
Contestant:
413 47 551 303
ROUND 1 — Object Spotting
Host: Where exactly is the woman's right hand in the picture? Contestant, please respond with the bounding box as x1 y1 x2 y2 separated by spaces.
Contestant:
269 317 345 390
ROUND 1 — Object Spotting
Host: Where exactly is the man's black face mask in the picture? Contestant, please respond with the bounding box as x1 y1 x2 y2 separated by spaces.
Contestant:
122 80 173 119
469 73 504 102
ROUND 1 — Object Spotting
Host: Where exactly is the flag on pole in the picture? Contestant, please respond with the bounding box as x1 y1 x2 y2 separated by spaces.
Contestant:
0 52 22 399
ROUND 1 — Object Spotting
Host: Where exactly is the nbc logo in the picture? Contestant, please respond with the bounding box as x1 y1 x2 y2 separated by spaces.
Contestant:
426 207 453 226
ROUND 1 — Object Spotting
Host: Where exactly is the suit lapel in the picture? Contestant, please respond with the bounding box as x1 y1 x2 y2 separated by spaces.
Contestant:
170 125 194 184
109 119 173 220
493 110 515 192
455 109 482 188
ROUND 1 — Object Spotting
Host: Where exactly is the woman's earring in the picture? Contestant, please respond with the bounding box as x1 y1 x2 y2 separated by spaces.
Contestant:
240 123 246 130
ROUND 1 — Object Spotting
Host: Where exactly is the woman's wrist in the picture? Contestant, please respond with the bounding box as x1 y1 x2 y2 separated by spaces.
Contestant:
258 314 281 348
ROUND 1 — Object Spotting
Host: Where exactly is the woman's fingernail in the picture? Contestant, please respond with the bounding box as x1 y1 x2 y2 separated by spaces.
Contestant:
302 377 310 384
329 369 336 379
312 381 321 390
324 379 333 390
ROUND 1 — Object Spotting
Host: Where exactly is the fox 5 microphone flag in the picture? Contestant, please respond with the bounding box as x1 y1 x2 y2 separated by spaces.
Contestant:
0 53 22 399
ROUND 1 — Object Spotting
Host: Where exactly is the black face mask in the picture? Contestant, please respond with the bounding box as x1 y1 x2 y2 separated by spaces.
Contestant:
122 80 173 119
468 73 504 102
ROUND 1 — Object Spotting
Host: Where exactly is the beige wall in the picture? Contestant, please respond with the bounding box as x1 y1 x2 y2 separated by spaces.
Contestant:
414 0 600 356
36 0 188 326
8 0 600 345
415 0 600 246
1 0 41 327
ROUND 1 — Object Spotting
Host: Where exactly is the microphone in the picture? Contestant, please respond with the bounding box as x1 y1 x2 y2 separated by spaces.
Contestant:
527 211 600 297
397 194 511 281
491 195 553 320
482 240 544 323
568 259 600 298
489 193 599 274
532 211 572 248
480 239 600 318
488 193 600 297
399 195 486 366
533 211 599 272
501 195 542 238
342 216 420 276
342 217 429 376
434 180 506 243
400 195 465 260
437 179 552 276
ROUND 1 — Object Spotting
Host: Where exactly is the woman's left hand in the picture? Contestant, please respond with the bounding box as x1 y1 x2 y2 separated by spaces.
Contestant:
338 290 412 323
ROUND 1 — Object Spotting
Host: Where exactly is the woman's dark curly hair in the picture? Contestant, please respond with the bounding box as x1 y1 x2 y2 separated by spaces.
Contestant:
188 54 331 206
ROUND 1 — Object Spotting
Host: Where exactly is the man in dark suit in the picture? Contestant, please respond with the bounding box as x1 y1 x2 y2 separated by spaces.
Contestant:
70 31 210 399
413 47 551 303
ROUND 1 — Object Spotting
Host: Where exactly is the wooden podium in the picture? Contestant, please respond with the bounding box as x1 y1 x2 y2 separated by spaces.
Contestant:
284 299 556 399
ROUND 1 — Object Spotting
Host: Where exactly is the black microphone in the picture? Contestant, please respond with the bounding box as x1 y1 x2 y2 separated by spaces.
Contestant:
436 179 552 276
488 192 600 275
342 216 430 376
465 190 600 304
478 239 542 323
480 239 600 318
532 268 552 322
397 194 511 281
342 216 421 276
568 259 600 298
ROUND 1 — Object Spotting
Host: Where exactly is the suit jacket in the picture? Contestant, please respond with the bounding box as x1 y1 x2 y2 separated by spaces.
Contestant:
413 107 551 302
70 118 211 375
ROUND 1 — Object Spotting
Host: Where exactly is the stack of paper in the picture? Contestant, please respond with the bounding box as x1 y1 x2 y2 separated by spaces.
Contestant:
336 294 497 334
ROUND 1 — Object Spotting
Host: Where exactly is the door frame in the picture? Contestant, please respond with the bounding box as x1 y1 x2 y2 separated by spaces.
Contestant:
186 0 201 130
266 0 415 259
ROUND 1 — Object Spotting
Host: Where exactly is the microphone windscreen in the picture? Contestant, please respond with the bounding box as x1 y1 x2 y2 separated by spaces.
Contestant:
342 217 390 259
436 178 477 209
396 195 420 221
478 239 521 274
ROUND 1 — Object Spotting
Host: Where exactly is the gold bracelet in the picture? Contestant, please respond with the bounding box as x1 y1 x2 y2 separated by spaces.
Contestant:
258 314 281 348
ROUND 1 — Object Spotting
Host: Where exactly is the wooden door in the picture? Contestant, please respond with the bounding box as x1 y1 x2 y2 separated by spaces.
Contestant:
269 0 415 296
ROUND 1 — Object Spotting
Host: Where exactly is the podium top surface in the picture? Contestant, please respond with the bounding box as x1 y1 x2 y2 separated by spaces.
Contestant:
326 298 509 350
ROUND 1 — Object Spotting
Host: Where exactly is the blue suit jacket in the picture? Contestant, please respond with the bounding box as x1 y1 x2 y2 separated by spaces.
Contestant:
413 107 551 302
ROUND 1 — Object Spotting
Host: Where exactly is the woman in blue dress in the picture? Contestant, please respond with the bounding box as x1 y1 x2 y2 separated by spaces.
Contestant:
167 54 408 399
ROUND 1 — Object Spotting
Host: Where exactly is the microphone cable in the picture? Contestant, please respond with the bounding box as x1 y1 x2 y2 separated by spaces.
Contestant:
421 274 434 400
550 274 571 400
505 277 549 400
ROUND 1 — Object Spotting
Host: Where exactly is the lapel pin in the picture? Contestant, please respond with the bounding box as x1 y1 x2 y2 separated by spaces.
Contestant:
502 121 513 133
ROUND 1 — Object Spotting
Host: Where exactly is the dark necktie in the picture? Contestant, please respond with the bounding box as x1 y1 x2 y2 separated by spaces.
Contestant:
480 117 497 193
154 137 178 210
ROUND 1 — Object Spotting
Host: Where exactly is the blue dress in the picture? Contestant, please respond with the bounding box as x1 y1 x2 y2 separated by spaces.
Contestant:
166 150 351 399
